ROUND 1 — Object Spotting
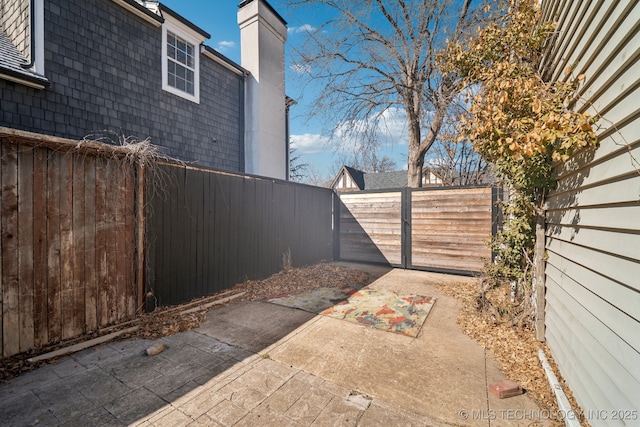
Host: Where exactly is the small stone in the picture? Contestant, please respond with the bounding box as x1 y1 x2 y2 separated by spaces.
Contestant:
145 343 166 356
489 379 523 399
346 390 372 410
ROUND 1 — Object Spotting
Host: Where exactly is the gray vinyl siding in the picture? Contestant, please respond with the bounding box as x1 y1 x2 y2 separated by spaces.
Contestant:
0 0 245 172
541 0 640 424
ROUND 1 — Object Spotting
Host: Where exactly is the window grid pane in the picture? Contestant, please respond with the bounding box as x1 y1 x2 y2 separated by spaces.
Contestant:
166 31 196 96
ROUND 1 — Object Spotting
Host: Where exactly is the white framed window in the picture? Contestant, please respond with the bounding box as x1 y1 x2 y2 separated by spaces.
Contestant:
161 19 203 103
166 31 195 95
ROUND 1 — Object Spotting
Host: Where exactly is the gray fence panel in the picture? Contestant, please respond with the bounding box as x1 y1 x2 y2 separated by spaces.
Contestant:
146 164 334 306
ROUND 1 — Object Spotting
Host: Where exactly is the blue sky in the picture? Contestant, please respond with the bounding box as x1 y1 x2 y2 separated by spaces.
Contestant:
161 0 411 180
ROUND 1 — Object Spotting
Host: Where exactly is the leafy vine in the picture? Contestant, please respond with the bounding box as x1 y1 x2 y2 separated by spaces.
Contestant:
444 0 598 325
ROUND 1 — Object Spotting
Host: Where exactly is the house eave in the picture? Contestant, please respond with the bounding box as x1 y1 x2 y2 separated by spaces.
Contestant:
0 68 49 89
202 46 247 76
238 0 287 26
159 3 211 39
111 0 164 27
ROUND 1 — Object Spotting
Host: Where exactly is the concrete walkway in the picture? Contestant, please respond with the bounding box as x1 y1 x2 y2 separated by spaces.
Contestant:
0 266 551 426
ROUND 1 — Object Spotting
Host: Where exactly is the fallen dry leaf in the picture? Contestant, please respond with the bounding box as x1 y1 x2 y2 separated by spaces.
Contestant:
437 280 588 427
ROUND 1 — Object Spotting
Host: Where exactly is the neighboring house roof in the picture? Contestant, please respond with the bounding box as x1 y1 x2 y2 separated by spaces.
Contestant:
343 166 366 189
0 29 48 88
332 165 446 191
363 170 408 190
332 166 409 191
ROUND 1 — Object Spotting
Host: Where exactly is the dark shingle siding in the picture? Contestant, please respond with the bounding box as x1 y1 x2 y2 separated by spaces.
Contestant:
0 0 244 172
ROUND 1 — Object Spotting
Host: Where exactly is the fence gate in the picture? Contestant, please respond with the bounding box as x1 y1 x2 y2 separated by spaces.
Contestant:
335 187 500 275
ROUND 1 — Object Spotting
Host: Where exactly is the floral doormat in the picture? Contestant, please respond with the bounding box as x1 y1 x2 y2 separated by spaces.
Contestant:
266 287 435 337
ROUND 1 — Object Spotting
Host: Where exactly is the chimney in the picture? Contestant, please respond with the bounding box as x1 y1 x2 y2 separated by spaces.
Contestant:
238 0 288 179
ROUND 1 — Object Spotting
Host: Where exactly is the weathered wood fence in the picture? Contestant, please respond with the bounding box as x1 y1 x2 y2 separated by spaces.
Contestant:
145 163 334 306
336 187 500 274
0 129 138 357
0 128 501 357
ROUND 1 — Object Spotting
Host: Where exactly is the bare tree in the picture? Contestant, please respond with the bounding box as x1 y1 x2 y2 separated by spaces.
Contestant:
428 125 494 186
306 164 333 187
289 146 309 182
333 147 398 174
287 0 487 187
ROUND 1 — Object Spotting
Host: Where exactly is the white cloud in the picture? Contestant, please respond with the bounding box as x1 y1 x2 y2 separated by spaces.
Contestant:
216 40 235 53
290 133 332 154
332 107 410 150
376 107 409 146
288 24 317 34
291 106 439 169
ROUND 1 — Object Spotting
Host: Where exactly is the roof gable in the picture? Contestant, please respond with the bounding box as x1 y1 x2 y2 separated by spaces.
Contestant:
331 165 365 190
0 28 48 88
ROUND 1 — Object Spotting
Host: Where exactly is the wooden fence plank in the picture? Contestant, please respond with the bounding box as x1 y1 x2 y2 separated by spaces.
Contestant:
214 174 231 292
114 161 127 323
84 155 97 332
229 177 243 284
0 133 140 355
105 160 118 325
135 165 145 314
71 153 86 337
46 152 62 344
17 145 35 352
186 171 200 296
0 140 3 357
59 153 74 340
125 164 136 316
2 142 20 356
32 147 48 347
169 167 185 304
95 157 109 327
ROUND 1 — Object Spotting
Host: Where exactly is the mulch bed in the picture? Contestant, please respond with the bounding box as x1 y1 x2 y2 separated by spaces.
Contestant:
231 262 372 301
436 280 585 427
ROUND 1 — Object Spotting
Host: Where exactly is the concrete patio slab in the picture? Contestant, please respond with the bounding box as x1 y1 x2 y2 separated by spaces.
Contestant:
260 268 544 426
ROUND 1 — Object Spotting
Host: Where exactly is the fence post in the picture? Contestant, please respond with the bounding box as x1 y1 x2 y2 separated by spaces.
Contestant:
534 210 547 342
402 188 412 269
136 164 145 314
491 186 503 263
333 191 341 262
